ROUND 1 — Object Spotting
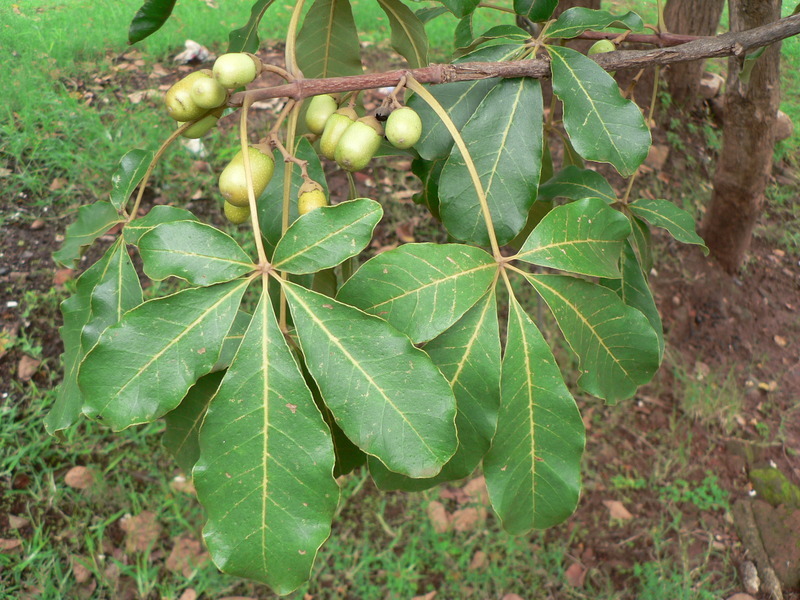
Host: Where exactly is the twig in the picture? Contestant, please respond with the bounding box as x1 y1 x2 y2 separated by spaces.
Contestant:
230 14 800 105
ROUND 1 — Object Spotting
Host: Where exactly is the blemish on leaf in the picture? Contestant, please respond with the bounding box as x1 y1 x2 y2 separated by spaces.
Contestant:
322 304 334 310
286 403 297 414
197 347 206 354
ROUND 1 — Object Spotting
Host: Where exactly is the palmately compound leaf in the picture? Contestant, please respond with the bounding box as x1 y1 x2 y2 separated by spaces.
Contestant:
227 0 276 53
336 243 497 343
538 166 617 204
272 199 383 274
546 7 644 40
193 289 338 594
549 45 650 178
139 220 255 286
526 273 661 403
483 294 584 534
53 202 124 268
515 198 631 278
80 279 249 430
123 205 199 246
629 198 709 254
162 371 225 473
377 0 429 68
439 77 543 246
283 281 457 478
259 139 327 256
408 44 522 161
110 149 153 212
600 240 664 360
296 0 362 79
369 289 501 490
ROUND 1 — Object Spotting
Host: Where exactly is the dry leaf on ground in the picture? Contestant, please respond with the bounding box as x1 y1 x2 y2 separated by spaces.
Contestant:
17 355 41 381
166 536 209 577
0 538 23 551
427 500 450 533
119 511 162 553
451 507 481 532
565 562 587 587
602 499 634 520
64 466 95 490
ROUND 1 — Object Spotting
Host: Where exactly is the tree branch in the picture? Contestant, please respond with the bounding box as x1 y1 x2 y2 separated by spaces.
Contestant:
230 14 800 106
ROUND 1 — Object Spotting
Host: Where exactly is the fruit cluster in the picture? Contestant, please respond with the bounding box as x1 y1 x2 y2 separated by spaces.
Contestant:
163 55 423 227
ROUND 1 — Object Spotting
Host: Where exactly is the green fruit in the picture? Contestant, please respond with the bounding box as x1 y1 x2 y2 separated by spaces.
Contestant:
219 146 275 208
179 107 224 139
224 201 251 225
385 107 422 150
213 53 261 89
320 107 358 160
298 188 328 215
334 116 383 172
191 75 228 109
164 70 213 121
305 94 339 135
588 39 616 55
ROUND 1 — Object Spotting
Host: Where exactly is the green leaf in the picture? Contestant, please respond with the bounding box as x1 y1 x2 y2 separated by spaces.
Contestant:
408 44 522 161
454 24 531 58
600 240 664 360
454 15 473 50
516 198 631 278
53 202 123 268
128 0 177 44
438 0 480 19
377 0 429 68
80 279 249 430
629 215 653 272
439 77 543 245
415 6 449 23
227 0 276 53
483 294 584 533
123 205 199 246
272 199 382 274
369 289 501 490
526 273 661 403
110 149 152 212
194 290 338 594
47 245 115 435
258 139 327 256
739 46 766 85
547 8 644 40
411 157 444 220
539 166 617 204
162 371 225 473
337 243 497 343
549 45 650 177
139 221 255 285
296 0 362 79
213 310 252 371
283 281 458 478
629 198 709 253
514 0 557 21
80 241 143 354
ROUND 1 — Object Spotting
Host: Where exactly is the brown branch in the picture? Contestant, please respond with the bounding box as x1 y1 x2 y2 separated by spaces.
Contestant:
576 30 700 47
230 14 800 106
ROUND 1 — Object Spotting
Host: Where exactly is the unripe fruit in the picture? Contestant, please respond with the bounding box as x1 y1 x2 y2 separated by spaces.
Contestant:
298 181 328 215
219 146 275 208
164 70 213 121
335 116 383 172
305 94 339 135
191 74 228 109
213 53 261 89
588 40 616 76
320 107 358 160
224 201 251 224
385 107 422 150
179 107 225 139
588 39 616 55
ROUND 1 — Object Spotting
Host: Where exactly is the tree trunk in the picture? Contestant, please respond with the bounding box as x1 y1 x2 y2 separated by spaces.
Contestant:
702 0 782 273
663 0 726 108
554 0 600 16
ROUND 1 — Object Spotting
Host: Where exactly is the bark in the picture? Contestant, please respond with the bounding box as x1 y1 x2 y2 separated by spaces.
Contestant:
702 0 782 273
664 0 726 108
